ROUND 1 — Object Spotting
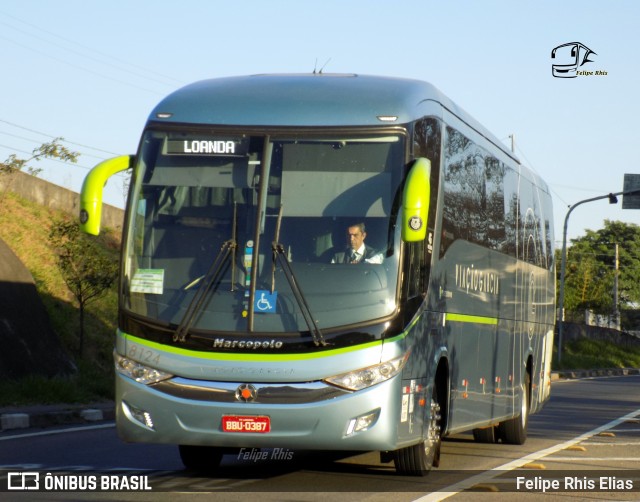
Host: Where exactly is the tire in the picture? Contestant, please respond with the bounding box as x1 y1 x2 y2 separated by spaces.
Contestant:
394 390 442 476
179 445 224 473
472 426 498 443
498 372 530 445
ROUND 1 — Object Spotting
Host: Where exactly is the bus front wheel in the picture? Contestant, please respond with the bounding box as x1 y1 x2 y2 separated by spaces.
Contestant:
179 445 224 473
393 391 441 476
472 425 498 443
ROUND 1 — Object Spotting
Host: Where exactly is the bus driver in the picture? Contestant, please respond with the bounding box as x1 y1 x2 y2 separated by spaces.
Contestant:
331 223 383 264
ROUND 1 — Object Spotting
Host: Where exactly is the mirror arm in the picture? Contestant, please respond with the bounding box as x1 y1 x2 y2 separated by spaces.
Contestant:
80 155 133 235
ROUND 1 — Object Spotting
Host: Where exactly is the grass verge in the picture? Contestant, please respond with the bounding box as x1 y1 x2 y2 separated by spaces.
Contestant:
0 360 114 406
0 192 117 406
553 338 640 371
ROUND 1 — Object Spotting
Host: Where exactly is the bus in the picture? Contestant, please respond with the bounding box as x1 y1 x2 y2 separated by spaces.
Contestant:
80 74 555 476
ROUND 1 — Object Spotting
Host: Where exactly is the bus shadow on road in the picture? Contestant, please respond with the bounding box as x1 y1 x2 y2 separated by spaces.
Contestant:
158 448 485 493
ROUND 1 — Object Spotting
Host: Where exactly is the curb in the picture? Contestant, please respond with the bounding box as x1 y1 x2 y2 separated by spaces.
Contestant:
551 367 640 381
0 402 115 432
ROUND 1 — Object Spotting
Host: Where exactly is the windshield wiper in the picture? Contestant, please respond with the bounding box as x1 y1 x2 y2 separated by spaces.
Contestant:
173 239 236 343
173 204 238 343
270 205 327 347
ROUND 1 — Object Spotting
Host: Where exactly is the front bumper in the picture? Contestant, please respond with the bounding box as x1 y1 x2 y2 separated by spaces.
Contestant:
116 371 403 451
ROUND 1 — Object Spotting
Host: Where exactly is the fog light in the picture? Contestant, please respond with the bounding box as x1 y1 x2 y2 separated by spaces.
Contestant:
124 401 155 430
345 409 380 436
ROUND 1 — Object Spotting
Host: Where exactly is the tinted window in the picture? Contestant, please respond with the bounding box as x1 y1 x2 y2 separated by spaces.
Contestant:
441 127 507 255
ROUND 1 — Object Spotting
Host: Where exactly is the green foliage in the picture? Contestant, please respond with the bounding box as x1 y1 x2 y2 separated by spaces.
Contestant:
49 219 118 306
0 138 79 176
0 360 113 405
0 192 118 405
553 338 640 371
49 219 119 356
560 220 640 316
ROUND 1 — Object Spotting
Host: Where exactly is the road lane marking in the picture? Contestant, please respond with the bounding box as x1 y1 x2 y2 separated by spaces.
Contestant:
414 407 640 502
0 422 114 441
586 442 640 445
539 457 640 461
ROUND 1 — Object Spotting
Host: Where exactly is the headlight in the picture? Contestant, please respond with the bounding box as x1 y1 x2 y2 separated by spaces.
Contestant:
323 352 409 391
115 352 173 385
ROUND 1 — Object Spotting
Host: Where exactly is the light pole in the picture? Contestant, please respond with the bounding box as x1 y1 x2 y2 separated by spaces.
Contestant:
557 189 640 362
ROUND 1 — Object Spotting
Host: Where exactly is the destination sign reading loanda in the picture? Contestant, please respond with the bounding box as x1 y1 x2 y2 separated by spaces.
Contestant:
166 137 249 156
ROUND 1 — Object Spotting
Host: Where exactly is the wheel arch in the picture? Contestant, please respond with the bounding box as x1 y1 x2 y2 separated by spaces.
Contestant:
434 356 450 436
526 353 533 405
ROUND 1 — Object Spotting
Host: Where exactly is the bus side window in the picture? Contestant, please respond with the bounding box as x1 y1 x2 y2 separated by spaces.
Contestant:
406 240 426 298
441 126 506 256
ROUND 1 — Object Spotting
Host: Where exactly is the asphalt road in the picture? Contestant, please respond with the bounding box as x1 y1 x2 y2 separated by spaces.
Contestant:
1 375 640 501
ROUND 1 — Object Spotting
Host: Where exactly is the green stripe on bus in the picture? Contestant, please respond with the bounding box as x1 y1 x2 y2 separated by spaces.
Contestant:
120 330 408 362
445 313 498 325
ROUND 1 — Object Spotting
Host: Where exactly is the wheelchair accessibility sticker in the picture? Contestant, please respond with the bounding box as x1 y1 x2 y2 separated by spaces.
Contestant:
254 290 277 313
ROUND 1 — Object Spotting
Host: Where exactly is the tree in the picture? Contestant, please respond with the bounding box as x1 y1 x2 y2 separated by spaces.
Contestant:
1 139 80 208
1 138 79 177
49 220 118 357
561 220 640 316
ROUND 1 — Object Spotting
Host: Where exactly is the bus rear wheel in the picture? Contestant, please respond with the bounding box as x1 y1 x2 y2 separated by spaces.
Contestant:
393 392 441 476
179 445 224 473
498 373 530 445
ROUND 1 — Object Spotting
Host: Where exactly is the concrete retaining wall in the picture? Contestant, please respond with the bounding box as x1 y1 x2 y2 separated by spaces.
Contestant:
560 322 640 349
0 170 124 231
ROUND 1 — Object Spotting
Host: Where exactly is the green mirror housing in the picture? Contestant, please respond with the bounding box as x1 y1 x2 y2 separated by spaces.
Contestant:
401 157 431 242
80 155 133 235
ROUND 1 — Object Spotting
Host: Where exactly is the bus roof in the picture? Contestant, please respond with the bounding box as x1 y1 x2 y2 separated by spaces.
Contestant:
149 73 517 163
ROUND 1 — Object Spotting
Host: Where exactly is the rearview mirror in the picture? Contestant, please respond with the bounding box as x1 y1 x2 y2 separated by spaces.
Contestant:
401 157 431 242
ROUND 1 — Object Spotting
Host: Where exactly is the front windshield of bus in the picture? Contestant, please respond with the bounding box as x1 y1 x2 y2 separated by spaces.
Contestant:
122 129 404 334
